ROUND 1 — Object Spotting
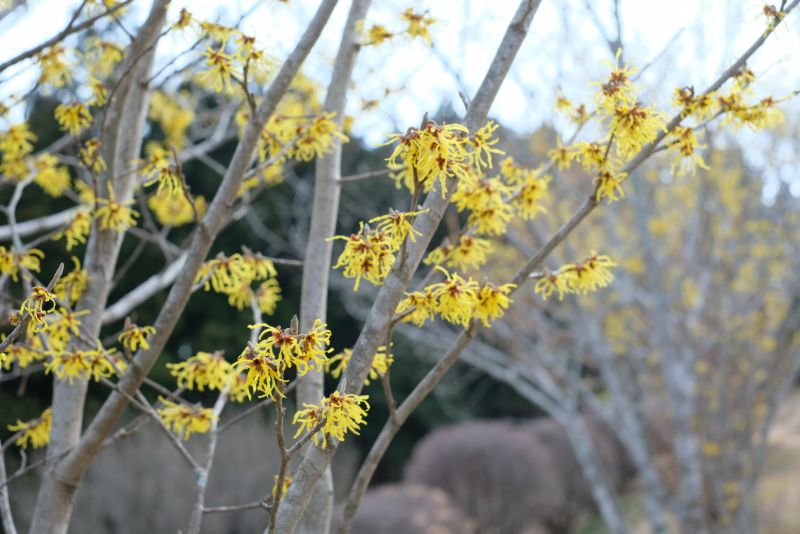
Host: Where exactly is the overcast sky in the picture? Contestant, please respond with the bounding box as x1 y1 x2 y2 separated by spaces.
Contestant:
2 0 799 194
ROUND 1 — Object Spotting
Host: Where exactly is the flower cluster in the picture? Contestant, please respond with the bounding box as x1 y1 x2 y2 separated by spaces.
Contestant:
359 7 436 47
19 285 57 333
34 154 71 197
148 91 195 150
669 126 709 176
397 268 514 328
178 12 272 95
233 319 332 398
118 322 156 353
1 333 46 370
53 257 90 305
45 308 89 352
7 407 52 449
84 37 123 79
0 122 37 180
157 398 217 440
53 208 92 251
326 345 394 385
194 250 281 313
424 235 493 271
330 210 425 291
534 252 617 301
0 246 43 282
451 172 514 235
167 351 231 392
401 8 436 44
384 121 470 196
54 103 92 136
148 189 207 227
36 44 71 89
292 390 370 449
44 341 125 383
95 185 138 231
143 145 183 195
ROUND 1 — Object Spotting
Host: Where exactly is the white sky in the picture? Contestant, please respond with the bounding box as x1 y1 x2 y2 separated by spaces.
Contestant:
1 0 799 193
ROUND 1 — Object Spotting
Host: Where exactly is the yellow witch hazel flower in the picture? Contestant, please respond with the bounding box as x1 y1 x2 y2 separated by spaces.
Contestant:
95 185 138 231
143 145 183 195
54 257 90 304
534 251 617 301
368 209 426 249
78 138 107 174
451 172 514 235
672 87 717 122
195 250 280 311
395 289 437 327
401 8 436 44
36 45 71 89
84 38 124 79
226 371 251 403
252 319 332 376
19 285 57 333
157 398 217 440
397 268 507 329
1 123 37 164
595 48 638 111
148 189 206 227
291 113 349 162
330 221 395 291
34 154 71 197
562 252 617 294
54 102 93 136
514 169 551 220
468 121 505 169
148 92 195 150
451 173 511 213
198 45 236 94
383 120 470 196
196 252 259 293
167 350 231 392
609 102 667 158
256 278 282 315
474 282 516 327
232 344 286 399
53 208 92 251
45 307 89 353
118 322 156 353
293 390 370 449
7 407 52 449
326 345 394 385
547 138 578 171
0 246 44 282
534 269 574 301
1 333 46 370
427 267 480 327
362 23 394 46
424 235 493 271
669 126 709 176
331 209 426 290
594 168 628 203
44 341 122 383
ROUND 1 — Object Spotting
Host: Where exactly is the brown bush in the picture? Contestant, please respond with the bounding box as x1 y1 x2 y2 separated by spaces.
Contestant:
403 420 567 533
348 483 476 534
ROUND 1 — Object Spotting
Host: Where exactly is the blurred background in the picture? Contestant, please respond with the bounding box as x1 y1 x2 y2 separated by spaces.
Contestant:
1 1 800 532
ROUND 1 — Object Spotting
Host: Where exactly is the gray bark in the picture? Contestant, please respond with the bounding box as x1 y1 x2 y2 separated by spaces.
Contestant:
29 2 170 532
296 1 371 532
